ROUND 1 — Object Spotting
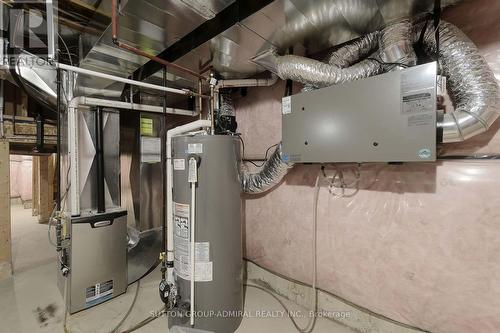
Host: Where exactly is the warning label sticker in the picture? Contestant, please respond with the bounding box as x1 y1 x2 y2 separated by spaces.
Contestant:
173 202 213 282
85 280 113 307
187 143 203 154
402 91 433 115
173 158 185 171
282 96 292 115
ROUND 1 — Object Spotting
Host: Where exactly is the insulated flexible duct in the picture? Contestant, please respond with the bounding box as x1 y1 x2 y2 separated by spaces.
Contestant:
241 143 294 194
275 55 382 88
379 19 417 68
328 32 380 68
416 20 499 142
220 93 236 117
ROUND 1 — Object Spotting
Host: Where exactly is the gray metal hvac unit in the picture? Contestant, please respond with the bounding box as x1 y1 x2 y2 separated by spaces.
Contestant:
65 211 128 313
170 135 243 333
282 62 438 163
58 107 128 314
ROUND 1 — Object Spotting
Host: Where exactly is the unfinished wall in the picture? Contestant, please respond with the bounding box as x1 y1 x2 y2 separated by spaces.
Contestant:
9 155 32 202
236 1 500 332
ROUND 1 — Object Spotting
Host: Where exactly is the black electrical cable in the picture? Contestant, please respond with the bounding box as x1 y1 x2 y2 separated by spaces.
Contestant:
366 57 410 69
237 135 278 168
434 0 441 64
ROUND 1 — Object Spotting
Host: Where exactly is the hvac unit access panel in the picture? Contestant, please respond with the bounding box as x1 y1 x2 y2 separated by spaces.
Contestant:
282 62 437 163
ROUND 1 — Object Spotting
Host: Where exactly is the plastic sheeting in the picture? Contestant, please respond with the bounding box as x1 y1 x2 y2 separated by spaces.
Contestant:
234 2 500 330
244 161 500 333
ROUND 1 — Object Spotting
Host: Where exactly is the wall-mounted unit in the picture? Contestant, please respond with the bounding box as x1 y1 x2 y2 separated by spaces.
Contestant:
281 62 438 163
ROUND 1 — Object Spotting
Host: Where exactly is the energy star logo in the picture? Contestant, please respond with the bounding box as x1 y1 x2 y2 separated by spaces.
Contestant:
1 0 57 68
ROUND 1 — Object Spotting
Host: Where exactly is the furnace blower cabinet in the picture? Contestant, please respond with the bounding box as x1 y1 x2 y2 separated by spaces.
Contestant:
281 62 439 163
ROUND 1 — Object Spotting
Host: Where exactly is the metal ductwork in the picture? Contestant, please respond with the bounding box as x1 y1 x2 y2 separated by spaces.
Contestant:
379 19 417 68
241 143 293 194
10 51 58 110
416 21 499 143
327 32 379 68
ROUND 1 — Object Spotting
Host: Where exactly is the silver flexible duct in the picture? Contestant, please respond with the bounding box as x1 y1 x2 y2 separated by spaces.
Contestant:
379 19 417 68
328 32 380 68
220 93 236 117
416 20 499 142
275 55 382 88
241 143 294 194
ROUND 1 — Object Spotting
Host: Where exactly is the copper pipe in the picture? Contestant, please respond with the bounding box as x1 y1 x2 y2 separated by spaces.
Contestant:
111 0 208 82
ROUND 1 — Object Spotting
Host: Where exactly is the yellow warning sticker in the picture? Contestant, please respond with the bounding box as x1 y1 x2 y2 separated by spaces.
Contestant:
140 117 154 136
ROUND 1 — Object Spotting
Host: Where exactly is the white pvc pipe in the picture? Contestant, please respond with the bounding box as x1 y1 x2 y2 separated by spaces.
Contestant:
190 176 196 326
57 63 193 97
215 74 278 90
77 97 198 116
166 120 211 284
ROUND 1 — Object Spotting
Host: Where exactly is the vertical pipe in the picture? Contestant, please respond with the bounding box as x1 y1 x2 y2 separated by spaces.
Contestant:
197 79 202 120
209 74 215 134
56 69 61 210
189 169 196 327
45 0 56 61
36 113 45 152
95 107 105 213
161 66 167 280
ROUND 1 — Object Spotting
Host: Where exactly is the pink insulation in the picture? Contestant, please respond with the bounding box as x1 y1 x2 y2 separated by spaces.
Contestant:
236 1 500 332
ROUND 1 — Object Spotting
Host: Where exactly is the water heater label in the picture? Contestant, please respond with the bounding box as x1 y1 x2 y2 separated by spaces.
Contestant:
173 158 185 170
187 143 203 154
173 202 213 282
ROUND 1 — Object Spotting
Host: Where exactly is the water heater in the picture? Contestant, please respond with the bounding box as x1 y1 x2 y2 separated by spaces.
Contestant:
169 135 243 333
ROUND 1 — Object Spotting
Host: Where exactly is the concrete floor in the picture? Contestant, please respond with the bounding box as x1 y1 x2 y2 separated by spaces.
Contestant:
1 203 356 333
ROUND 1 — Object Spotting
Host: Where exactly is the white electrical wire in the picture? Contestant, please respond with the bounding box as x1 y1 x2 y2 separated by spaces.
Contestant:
245 169 321 333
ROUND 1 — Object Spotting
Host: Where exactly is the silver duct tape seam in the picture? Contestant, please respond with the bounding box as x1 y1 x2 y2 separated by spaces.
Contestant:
241 143 294 194
416 20 499 142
